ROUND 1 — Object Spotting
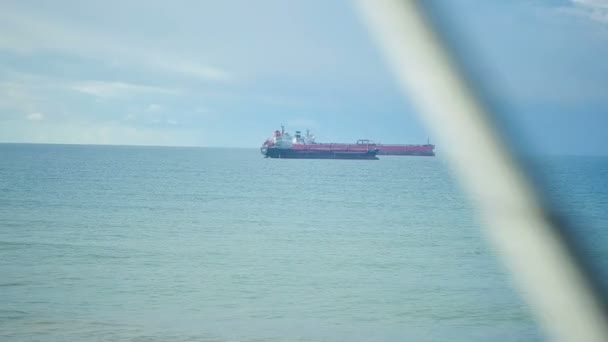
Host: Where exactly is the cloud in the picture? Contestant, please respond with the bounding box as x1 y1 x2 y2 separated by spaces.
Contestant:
0 120 201 146
150 118 178 126
71 81 178 98
147 104 163 112
0 72 183 127
26 112 44 121
573 0 608 11
560 0 608 23
0 4 231 82
150 60 230 82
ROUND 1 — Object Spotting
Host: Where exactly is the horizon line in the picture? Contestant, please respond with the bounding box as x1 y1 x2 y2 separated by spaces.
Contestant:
0 141 257 149
0 141 607 157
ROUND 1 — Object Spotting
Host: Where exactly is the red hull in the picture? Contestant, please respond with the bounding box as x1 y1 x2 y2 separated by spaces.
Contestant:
375 144 435 156
284 143 434 156
292 143 434 156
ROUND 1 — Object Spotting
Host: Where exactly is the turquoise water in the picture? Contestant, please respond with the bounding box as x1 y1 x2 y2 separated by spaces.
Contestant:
1 144 606 341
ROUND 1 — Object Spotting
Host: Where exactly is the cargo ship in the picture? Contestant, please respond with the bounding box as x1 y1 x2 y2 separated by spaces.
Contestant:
260 127 435 159
261 127 379 160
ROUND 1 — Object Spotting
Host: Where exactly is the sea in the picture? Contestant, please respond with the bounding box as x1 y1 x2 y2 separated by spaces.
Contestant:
1 143 607 341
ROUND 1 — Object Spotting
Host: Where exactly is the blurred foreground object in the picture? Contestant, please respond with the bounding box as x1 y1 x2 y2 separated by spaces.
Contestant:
356 1 608 341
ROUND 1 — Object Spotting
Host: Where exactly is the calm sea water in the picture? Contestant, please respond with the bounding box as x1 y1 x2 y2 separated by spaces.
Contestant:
1 144 606 341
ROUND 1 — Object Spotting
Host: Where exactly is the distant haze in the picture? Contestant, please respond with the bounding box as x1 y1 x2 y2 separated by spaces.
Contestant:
0 0 607 155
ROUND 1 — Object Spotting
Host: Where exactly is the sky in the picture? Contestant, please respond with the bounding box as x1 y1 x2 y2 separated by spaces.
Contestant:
0 0 607 154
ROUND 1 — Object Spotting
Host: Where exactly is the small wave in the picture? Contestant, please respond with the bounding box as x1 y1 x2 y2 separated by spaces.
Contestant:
0 309 29 320
0 282 27 287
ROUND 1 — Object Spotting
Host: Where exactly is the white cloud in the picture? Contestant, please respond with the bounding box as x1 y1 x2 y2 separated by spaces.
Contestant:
26 112 44 121
0 82 41 116
147 104 162 112
573 0 608 11
150 118 178 125
561 0 608 23
0 120 201 146
149 60 230 82
0 4 231 82
71 81 178 98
